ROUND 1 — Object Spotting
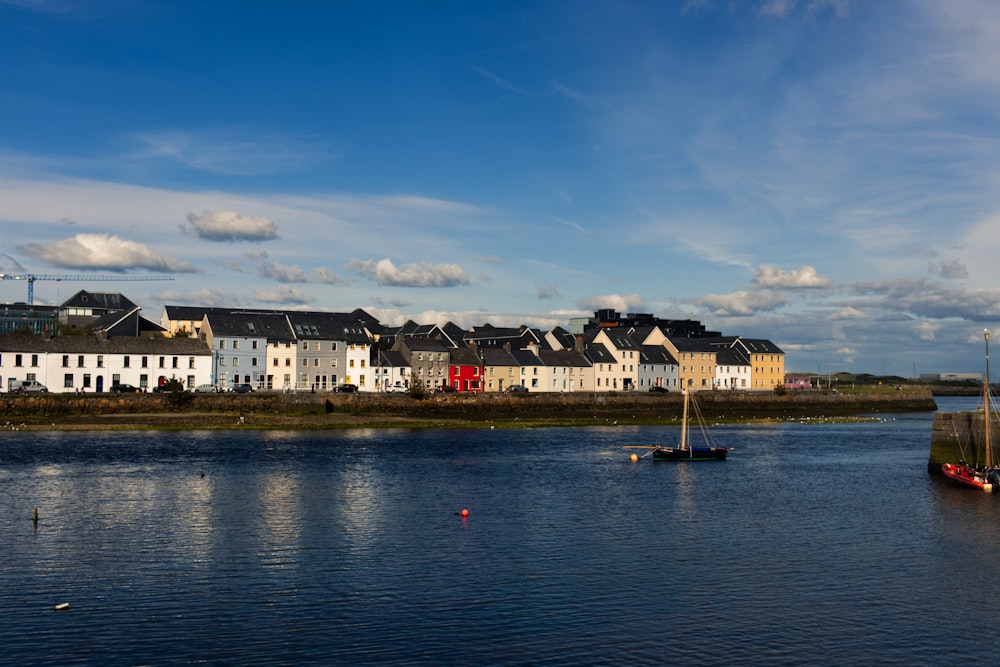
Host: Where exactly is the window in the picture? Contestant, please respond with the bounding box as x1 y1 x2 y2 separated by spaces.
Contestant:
62 355 69 367
285 358 291 367
124 356 131 368
78 355 85 368
188 357 195 369
64 374 73 388
314 342 320 352
141 356 148 368
172 357 179 369
350 359 355 368
360 359 366 368
97 355 104 368
232 340 239 351
158 357 165 368
14 354 22 367
219 357 227 367
302 359 309 367
232 357 239 367
252 358 258 367
83 374 91 388
273 358 279 366
252 341 258 350
220 340 226 350
330 342 337 351
313 359 320 367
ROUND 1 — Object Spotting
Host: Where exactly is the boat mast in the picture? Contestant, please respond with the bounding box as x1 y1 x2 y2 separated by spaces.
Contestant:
985 377 991 469
681 388 689 452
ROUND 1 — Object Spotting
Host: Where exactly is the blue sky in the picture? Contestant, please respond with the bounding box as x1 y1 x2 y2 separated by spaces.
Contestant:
1 0 999 377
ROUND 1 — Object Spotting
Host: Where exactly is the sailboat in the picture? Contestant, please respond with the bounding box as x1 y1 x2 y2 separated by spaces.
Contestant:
625 389 730 462
941 377 1000 491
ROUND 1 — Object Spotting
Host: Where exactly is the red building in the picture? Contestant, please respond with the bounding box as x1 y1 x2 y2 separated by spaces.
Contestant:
448 347 484 392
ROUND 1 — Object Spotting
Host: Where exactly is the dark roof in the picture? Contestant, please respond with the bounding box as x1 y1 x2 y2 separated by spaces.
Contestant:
205 312 294 340
449 347 482 366
479 346 519 366
584 342 616 364
639 345 677 365
0 333 211 355
538 349 591 368
374 349 409 367
61 290 137 312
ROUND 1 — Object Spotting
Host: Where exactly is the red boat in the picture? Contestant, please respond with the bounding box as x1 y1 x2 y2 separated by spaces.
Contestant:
941 377 999 492
941 462 996 491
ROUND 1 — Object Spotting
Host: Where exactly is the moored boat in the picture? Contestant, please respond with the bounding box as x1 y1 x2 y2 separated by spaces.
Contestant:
941 377 999 492
626 388 730 462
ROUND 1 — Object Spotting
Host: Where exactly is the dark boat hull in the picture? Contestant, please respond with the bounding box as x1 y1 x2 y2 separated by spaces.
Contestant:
652 446 728 462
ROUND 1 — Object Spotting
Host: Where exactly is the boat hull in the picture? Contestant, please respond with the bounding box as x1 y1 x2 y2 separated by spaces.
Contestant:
652 446 728 462
941 462 1000 491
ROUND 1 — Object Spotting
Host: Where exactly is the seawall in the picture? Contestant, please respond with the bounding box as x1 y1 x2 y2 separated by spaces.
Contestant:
1 388 937 430
929 408 998 474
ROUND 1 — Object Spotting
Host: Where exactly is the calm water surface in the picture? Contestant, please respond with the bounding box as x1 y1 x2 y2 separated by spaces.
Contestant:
2 397 999 666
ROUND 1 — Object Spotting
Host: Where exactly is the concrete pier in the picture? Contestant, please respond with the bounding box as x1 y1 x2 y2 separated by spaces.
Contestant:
929 408 998 473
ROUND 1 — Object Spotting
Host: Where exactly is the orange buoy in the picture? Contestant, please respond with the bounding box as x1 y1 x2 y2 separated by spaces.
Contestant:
630 453 639 462
460 509 469 519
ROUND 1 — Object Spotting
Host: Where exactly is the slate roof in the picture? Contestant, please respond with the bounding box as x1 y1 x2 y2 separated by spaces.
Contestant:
0 333 211 355
584 342 617 364
61 290 137 312
639 345 677 365
538 349 591 368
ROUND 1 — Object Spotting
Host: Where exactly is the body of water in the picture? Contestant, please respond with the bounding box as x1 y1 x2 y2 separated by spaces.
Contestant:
2 396 998 665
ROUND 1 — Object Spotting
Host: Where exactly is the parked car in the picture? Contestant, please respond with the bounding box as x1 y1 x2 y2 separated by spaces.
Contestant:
8 380 48 394
648 386 669 393
435 385 457 393
194 384 219 393
386 382 407 392
231 384 255 393
336 383 358 393
506 385 528 393
110 383 139 393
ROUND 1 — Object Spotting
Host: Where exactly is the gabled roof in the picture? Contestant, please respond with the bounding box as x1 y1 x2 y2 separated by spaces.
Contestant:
538 349 591 368
204 312 294 340
464 324 541 348
715 346 750 366
510 348 543 366
374 349 409 368
0 333 211 355
639 345 677 365
584 342 617 364
89 307 166 337
60 290 137 311
396 336 451 353
479 346 519 367
667 336 721 353
285 311 370 343
449 346 482 366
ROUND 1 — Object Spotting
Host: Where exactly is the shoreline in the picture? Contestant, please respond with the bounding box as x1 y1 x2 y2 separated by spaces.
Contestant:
2 388 940 431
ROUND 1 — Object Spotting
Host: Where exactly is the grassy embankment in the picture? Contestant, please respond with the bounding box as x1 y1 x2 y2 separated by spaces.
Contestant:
1 387 938 431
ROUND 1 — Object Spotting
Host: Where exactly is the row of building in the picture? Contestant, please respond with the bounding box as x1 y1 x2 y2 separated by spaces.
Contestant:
0 295 785 394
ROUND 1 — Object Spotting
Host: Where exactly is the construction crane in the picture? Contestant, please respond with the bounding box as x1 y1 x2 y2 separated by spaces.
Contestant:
0 273 174 305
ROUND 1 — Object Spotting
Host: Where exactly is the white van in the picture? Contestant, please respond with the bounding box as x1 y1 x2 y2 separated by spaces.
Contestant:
9 380 48 394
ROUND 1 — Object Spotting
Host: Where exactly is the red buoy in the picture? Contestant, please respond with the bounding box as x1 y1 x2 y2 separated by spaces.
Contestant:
461 509 469 519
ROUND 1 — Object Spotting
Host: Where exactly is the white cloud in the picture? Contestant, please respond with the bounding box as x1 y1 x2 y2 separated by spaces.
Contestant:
577 293 646 312
696 289 787 316
181 210 279 242
752 265 831 288
347 258 470 288
18 233 197 272
536 284 562 300
254 286 315 305
258 261 307 283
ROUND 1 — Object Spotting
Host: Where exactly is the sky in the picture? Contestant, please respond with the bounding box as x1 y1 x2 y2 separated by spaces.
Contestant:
1 0 999 377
